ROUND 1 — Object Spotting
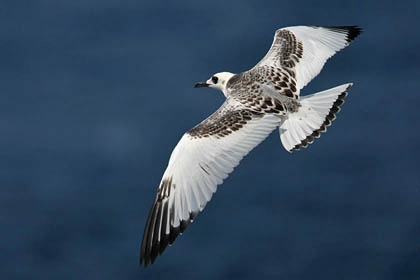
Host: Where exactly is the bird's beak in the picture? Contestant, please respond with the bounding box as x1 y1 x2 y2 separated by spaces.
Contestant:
194 82 209 88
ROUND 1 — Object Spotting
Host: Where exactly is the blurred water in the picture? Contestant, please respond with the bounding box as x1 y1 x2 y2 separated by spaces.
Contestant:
1 1 419 279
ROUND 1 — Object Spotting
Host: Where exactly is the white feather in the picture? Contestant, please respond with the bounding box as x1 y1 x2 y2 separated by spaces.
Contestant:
158 109 280 229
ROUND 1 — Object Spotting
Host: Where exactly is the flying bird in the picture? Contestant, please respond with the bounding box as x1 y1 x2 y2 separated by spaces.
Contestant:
140 25 362 266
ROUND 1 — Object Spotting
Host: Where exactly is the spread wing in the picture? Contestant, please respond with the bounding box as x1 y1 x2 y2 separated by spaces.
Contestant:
140 98 280 266
253 26 362 91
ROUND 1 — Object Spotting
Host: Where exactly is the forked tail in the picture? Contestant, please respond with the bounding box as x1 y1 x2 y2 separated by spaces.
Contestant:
279 83 352 152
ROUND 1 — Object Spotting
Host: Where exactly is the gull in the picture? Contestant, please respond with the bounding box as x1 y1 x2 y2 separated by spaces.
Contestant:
140 25 362 266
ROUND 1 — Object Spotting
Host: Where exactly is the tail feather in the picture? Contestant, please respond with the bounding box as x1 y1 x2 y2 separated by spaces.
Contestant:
279 83 351 152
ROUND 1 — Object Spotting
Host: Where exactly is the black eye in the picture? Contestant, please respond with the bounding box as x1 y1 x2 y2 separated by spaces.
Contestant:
211 76 218 84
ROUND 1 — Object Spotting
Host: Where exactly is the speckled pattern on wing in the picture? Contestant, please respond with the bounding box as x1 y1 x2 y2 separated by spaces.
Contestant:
255 29 303 78
189 66 304 139
187 29 307 140
227 67 301 113
272 29 304 70
188 102 263 139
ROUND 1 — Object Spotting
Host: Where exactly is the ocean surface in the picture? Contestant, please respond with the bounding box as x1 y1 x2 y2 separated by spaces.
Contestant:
1 1 419 279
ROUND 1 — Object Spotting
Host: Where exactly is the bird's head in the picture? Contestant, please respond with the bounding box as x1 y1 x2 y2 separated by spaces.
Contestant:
194 72 235 94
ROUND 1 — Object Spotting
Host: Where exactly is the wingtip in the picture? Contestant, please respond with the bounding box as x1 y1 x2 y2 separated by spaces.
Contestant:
139 255 149 268
139 218 194 268
345 26 363 42
323 26 363 43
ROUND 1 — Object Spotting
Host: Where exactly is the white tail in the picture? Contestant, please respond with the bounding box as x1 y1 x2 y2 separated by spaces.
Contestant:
279 83 352 152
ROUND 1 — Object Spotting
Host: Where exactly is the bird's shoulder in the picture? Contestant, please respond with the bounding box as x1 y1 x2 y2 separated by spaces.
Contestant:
227 66 299 100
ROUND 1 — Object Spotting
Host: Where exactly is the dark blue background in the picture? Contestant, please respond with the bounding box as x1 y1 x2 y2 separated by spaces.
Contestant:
1 1 419 279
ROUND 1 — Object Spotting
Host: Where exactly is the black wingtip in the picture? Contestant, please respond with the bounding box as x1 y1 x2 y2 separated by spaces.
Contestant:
324 26 363 42
180 219 190 233
139 177 201 267
140 252 150 268
140 214 198 268
344 26 363 42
